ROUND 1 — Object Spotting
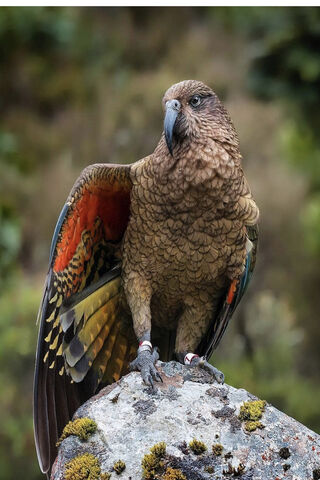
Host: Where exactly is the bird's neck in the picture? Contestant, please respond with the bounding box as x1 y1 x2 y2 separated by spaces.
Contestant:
130 135 243 220
151 134 242 190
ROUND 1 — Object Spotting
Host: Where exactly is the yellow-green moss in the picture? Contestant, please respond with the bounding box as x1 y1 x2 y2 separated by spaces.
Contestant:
142 453 161 480
141 442 167 479
212 443 223 456
162 467 186 480
150 442 166 457
100 474 111 480
245 420 265 431
238 400 266 432
189 438 207 455
64 453 101 480
113 460 125 474
57 417 97 446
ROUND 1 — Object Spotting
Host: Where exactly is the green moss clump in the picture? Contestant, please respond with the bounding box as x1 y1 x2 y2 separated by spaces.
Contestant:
64 452 101 480
238 400 266 432
279 447 290 459
313 468 320 480
57 417 97 446
142 442 167 479
163 467 186 480
189 438 207 455
142 453 160 480
212 443 223 456
244 420 265 432
204 466 214 473
100 474 111 480
150 442 166 457
113 460 126 474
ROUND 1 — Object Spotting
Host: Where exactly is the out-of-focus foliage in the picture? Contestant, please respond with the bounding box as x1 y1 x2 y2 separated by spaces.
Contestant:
0 280 41 480
0 7 320 479
218 8 320 114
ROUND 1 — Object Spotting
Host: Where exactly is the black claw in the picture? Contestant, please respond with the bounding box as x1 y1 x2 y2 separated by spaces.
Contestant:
155 372 163 383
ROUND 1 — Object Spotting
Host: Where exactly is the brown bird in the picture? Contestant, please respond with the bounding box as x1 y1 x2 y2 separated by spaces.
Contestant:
34 80 259 477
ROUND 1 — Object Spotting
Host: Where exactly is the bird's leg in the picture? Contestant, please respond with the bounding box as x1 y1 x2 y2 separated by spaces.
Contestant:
129 331 162 387
125 276 162 387
176 352 224 384
175 296 225 384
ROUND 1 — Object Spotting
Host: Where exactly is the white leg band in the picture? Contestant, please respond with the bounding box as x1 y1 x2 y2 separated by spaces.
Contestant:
184 353 199 365
138 340 152 353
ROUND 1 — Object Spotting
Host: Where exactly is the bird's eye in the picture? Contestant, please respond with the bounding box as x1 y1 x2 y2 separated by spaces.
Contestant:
189 95 201 107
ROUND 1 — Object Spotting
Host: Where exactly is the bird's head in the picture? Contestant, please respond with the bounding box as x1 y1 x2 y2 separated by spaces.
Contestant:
162 80 237 156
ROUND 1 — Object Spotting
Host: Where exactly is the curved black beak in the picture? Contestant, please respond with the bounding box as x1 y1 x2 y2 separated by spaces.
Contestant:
164 99 181 156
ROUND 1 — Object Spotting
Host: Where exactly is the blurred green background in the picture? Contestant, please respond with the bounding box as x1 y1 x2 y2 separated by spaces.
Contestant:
1 6 320 479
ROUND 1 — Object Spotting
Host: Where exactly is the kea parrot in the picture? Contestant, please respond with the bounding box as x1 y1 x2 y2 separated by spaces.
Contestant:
34 79 259 477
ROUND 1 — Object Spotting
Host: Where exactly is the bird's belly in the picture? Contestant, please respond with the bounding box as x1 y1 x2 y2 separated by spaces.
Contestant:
148 232 237 327
123 216 247 327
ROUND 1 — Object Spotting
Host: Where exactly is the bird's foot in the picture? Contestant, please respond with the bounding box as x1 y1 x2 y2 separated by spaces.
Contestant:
129 341 162 387
185 353 225 384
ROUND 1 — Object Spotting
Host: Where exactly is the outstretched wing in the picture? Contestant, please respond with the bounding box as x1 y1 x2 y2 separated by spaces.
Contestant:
199 224 259 359
33 163 137 477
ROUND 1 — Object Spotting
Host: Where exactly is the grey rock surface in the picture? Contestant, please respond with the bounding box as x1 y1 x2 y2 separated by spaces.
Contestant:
51 361 320 480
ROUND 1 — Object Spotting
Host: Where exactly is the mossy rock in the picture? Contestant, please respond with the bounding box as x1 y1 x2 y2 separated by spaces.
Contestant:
64 453 101 480
113 460 126 475
238 400 266 432
57 417 97 446
212 443 223 456
142 442 167 479
189 438 207 455
162 467 186 480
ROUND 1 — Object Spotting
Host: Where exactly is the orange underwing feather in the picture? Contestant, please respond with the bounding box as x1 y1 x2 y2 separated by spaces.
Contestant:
54 176 131 273
226 279 238 305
